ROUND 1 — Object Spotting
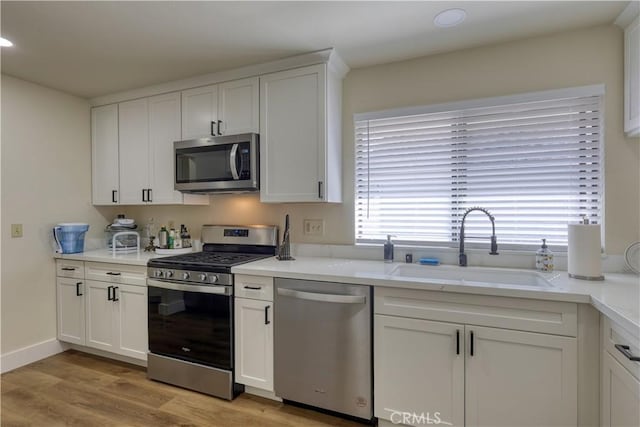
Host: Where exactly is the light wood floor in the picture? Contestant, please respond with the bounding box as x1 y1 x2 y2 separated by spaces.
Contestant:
1 350 363 427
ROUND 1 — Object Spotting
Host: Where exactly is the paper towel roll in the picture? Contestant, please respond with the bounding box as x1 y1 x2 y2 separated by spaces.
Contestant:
568 223 604 280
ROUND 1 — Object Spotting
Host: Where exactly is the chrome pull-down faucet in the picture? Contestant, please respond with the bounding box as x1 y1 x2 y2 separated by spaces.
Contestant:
458 207 499 267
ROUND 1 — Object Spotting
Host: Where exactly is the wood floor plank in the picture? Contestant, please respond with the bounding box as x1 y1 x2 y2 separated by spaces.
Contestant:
1 350 365 427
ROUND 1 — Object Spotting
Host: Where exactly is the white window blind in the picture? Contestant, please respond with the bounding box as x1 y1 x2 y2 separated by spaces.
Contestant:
355 86 603 249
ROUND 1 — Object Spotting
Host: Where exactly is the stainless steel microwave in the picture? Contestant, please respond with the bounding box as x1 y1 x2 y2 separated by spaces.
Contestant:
174 133 259 193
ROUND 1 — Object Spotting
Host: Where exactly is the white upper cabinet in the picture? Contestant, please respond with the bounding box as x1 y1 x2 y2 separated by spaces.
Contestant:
181 84 218 139
118 98 150 204
91 104 119 204
219 77 259 135
92 95 208 206
181 77 259 139
260 62 345 203
148 92 183 204
624 16 640 136
617 3 640 137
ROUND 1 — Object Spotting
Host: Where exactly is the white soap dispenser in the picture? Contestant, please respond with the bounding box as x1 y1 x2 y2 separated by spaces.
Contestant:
535 238 554 272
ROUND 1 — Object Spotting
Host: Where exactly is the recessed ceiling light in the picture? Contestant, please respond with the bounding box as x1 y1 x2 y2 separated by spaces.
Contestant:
434 8 467 28
0 37 14 47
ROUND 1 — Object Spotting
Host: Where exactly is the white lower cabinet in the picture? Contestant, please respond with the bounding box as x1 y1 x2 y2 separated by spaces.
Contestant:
374 288 578 427
601 316 640 427
465 326 577 427
602 352 640 427
85 280 148 361
374 316 464 427
85 280 117 353
56 277 85 345
234 274 274 392
115 283 148 360
56 260 148 362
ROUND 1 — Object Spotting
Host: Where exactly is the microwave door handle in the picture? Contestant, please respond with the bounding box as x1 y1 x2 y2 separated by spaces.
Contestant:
230 143 240 180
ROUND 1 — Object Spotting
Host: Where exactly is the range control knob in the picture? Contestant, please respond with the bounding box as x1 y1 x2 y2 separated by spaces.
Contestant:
198 273 208 282
166 270 174 278
210 275 218 283
182 272 191 280
154 270 164 278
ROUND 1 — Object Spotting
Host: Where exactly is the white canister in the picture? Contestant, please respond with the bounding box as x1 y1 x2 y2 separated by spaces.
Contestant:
567 220 604 280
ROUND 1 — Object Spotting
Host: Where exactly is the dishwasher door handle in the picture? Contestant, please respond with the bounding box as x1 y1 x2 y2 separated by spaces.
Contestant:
277 288 366 304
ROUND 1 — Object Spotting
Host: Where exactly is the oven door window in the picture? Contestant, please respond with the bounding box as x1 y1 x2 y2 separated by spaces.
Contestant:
148 286 231 370
176 142 251 183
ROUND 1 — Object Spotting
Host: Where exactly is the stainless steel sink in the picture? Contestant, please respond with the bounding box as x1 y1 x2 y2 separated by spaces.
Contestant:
390 264 552 288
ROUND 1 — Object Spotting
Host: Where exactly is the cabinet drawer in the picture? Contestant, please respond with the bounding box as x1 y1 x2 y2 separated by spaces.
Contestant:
375 287 577 337
85 262 146 287
603 316 640 381
56 259 85 279
234 275 273 301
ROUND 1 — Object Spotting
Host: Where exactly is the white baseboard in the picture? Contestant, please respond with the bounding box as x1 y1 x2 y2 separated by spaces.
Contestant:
0 338 69 374
244 385 282 402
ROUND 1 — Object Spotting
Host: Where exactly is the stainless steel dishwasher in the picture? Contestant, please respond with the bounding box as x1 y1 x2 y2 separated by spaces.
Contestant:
274 278 372 421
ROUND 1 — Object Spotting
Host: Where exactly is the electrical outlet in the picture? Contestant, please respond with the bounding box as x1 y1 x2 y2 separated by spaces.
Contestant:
11 224 23 238
303 219 324 236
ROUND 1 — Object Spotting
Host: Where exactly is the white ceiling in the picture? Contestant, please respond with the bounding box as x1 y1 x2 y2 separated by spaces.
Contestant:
1 1 627 99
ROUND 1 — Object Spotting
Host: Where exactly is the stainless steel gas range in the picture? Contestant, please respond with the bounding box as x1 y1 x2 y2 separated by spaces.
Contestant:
146 225 278 400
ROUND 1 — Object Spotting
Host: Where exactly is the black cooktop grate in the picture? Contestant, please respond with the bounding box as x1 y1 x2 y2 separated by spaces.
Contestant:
149 251 272 269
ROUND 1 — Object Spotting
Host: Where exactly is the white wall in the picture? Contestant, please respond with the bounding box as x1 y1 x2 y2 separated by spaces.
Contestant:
119 24 639 255
0 75 113 355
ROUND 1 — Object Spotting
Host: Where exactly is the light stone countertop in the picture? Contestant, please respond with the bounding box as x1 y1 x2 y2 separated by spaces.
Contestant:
232 256 640 335
54 248 173 266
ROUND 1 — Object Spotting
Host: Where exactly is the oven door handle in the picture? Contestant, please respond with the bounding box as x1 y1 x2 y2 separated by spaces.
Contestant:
147 279 231 296
277 288 366 304
230 143 240 180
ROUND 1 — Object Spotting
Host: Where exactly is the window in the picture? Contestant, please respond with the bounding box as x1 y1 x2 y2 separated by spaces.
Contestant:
355 85 603 250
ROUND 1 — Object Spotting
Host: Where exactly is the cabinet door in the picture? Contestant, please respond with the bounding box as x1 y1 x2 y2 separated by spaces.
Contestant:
624 16 640 136
118 99 149 204
91 104 119 205
148 92 183 204
219 77 259 135
114 284 148 361
234 297 273 391
181 84 218 139
85 280 117 353
56 278 85 345
465 326 577 427
602 351 640 427
260 64 327 202
374 315 464 427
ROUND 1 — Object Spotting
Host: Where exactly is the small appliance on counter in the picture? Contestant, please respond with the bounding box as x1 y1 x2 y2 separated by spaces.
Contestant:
53 223 90 254
105 215 140 254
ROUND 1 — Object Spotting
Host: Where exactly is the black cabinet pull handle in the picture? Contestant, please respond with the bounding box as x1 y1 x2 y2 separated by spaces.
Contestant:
142 189 147 202
76 282 83 296
470 330 474 356
113 287 119 302
265 305 271 325
615 344 640 362
211 121 215 136
106 272 121 276
456 329 460 355
244 286 262 290
107 286 113 301
112 190 117 203
61 267 76 271
318 181 324 199
217 120 222 136
147 188 152 202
